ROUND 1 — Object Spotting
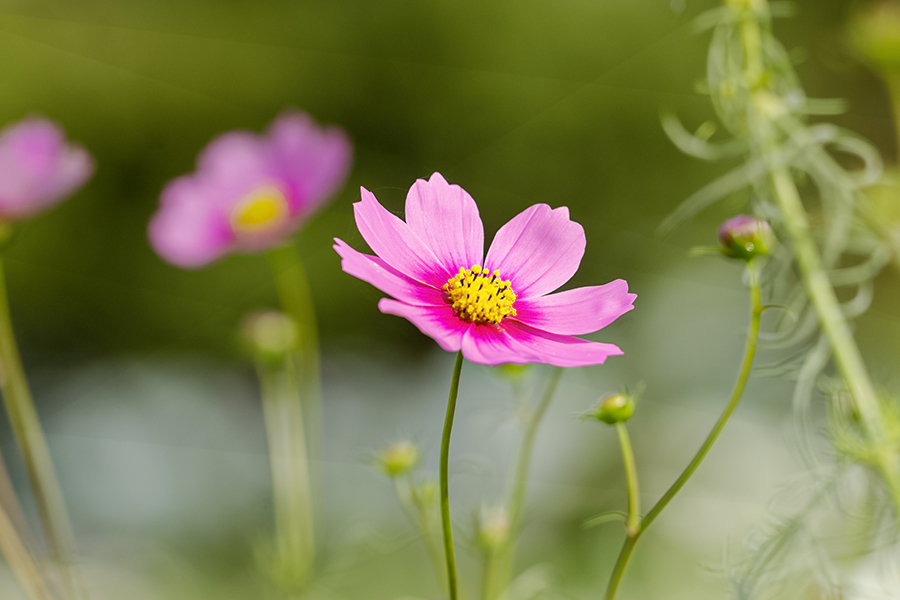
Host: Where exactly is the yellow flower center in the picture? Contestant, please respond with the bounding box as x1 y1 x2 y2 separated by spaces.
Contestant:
230 185 289 236
443 265 517 325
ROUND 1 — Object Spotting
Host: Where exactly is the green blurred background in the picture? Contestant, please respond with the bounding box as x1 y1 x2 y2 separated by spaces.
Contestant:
0 0 899 598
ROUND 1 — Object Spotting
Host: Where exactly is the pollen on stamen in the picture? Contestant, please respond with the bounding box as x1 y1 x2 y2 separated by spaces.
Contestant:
442 265 517 325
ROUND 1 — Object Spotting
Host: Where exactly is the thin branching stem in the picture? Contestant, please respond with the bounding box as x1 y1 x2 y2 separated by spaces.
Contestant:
0 257 86 600
482 367 563 600
604 260 763 600
737 1 900 512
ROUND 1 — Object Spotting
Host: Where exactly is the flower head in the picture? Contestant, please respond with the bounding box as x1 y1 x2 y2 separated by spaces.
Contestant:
334 173 636 367
149 111 352 268
0 117 93 220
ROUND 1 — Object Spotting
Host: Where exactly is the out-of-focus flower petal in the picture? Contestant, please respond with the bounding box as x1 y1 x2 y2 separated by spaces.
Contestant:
405 172 484 275
0 118 93 219
514 280 636 335
148 177 234 268
269 112 353 215
484 204 586 299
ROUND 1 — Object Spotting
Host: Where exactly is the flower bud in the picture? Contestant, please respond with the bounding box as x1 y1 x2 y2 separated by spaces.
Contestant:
240 310 298 363
475 505 510 552
589 392 636 425
718 215 775 261
376 441 420 477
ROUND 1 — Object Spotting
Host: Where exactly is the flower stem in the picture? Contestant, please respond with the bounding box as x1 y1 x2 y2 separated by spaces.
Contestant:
482 367 562 600
393 476 447 595
266 243 322 469
0 500 54 600
615 424 641 537
604 260 763 600
441 352 464 600
256 355 315 590
264 243 322 584
0 257 86 600
737 1 900 512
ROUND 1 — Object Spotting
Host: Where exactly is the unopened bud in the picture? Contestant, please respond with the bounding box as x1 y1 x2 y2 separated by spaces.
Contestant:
241 310 298 363
376 441 420 477
718 215 775 261
475 505 510 552
589 392 636 425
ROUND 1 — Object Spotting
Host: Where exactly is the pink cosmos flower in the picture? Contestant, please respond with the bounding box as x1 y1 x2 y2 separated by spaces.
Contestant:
334 173 636 367
0 117 94 220
149 111 352 268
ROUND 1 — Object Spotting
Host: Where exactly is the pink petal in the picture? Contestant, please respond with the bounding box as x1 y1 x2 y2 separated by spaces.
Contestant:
353 187 447 287
514 280 636 336
334 238 444 306
462 321 622 367
197 132 272 187
404 173 484 275
268 112 353 214
148 177 234 268
377 299 469 353
484 204 586 299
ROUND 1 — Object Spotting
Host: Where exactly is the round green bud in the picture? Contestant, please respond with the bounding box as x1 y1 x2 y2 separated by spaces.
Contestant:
593 392 636 425
475 505 510 552
240 310 298 363
718 215 775 261
376 441 420 477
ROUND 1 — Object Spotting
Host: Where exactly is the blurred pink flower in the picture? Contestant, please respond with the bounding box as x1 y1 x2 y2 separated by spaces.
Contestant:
335 173 636 367
0 117 94 220
149 111 352 268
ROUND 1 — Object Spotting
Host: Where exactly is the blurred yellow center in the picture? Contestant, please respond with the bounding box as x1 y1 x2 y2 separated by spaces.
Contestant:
231 186 289 235
443 265 517 325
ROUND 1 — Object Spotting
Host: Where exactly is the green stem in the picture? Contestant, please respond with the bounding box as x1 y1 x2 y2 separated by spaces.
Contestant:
738 1 900 511
0 257 86 600
604 260 763 600
0 500 54 600
615 424 641 537
482 367 563 600
257 355 315 589
440 352 464 600
394 476 447 595
0 446 30 544
266 243 322 472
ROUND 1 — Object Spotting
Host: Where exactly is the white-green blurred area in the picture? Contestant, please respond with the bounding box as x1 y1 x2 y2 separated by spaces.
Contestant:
1 0 900 598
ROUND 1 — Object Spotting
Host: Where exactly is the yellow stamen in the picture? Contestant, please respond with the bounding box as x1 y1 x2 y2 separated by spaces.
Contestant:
443 265 517 325
230 185 289 236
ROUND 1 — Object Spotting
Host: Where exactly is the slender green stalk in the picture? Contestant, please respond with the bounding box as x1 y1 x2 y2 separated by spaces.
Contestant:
266 243 322 471
0 446 30 543
264 242 323 585
0 257 86 600
615 424 641 537
393 476 447 595
0 501 55 600
604 260 763 600
440 352 465 600
257 355 315 589
482 367 562 600
737 2 900 511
